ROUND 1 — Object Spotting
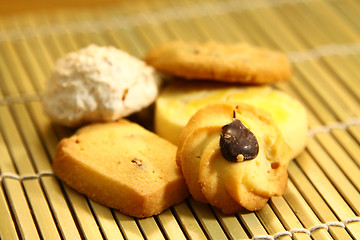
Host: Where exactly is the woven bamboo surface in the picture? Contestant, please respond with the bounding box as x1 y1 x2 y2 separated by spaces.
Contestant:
1 0 360 239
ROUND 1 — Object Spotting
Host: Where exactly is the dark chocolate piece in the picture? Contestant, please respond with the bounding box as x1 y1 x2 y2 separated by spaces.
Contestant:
220 118 259 162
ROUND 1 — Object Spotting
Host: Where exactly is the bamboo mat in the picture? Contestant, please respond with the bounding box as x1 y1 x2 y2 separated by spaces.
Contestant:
1 0 360 239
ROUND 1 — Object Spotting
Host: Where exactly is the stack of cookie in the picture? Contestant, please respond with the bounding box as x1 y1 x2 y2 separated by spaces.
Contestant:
44 45 189 218
144 41 308 213
45 41 307 217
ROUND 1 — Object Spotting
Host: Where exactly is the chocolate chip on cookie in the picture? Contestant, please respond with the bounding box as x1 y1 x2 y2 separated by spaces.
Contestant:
220 118 259 162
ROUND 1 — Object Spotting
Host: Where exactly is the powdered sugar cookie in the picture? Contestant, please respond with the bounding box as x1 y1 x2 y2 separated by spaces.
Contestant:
42 44 161 127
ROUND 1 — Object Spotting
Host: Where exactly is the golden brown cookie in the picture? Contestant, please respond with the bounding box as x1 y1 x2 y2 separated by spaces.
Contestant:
176 104 292 214
144 41 291 84
53 119 189 218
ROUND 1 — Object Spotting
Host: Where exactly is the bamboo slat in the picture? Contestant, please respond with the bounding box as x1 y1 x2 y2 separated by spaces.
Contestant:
0 133 19 240
22 179 61 239
316 133 360 191
295 152 360 237
0 130 17 174
332 129 360 167
4 36 46 93
113 211 144 239
173 202 208 239
3 179 40 239
188 198 229 239
0 48 26 97
288 162 354 240
238 212 268 237
1 0 360 239
138 216 166 240
213 209 249 240
40 176 82 240
89 200 124 240
0 105 35 175
256 204 292 240
269 197 312 240
282 181 334 240
156 209 187 240
11 103 52 172
0 185 18 239
306 137 360 215
62 186 104 240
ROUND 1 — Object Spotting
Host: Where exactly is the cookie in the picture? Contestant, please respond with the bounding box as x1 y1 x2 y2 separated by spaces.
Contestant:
43 44 161 127
176 104 292 213
144 41 291 84
156 81 307 159
53 119 189 218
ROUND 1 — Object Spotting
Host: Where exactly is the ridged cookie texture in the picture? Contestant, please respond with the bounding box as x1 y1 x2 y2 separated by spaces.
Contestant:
176 104 293 214
144 41 291 84
43 44 161 127
53 119 189 218
155 81 307 159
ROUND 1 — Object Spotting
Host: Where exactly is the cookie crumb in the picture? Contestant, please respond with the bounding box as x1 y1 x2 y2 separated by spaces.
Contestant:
122 88 129 101
131 158 143 167
271 162 280 169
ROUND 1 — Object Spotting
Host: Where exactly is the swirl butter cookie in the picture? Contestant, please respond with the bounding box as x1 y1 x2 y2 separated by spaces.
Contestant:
144 41 291 84
53 119 189 218
156 81 307 159
177 104 292 213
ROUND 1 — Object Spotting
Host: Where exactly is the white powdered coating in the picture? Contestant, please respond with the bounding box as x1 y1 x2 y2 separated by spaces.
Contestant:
42 44 161 127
